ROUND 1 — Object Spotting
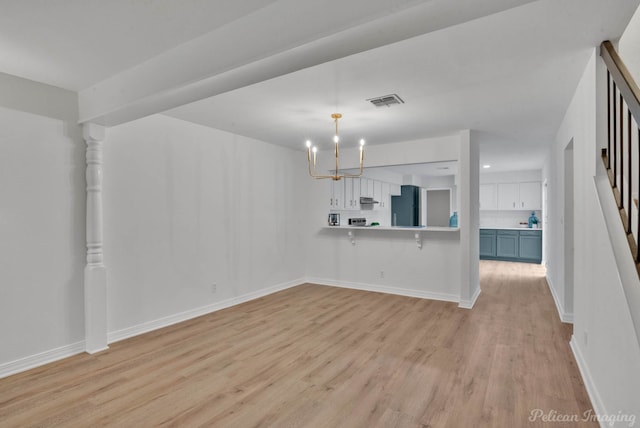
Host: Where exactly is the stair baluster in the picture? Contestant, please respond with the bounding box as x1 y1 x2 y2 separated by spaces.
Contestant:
601 40 640 275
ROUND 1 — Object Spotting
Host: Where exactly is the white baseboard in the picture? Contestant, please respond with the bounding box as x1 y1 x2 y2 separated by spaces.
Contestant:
546 274 574 323
459 286 481 309
85 346 109 355
306 277 459 303
2 277 458 379
570 336 607 426
107 278 305 344
0 341 85 379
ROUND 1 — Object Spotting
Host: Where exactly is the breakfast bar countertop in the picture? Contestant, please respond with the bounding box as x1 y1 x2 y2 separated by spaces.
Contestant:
324 225 459 232
480 227 542 231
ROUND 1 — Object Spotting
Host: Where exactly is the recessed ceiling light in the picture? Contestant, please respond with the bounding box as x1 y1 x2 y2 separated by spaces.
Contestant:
482 164 491 169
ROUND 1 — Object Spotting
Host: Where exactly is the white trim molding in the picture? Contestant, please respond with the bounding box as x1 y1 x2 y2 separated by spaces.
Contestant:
108 278 305 344
546 274 574 323
0 341 85 380
3 277 465 379
570 336 607 423
306 277 459 304
459 286 481 309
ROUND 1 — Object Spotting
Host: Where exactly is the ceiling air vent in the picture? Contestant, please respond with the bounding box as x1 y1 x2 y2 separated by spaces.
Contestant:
367 94 404 108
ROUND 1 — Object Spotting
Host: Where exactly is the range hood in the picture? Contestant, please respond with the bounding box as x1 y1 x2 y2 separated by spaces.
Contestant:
360 196 379 205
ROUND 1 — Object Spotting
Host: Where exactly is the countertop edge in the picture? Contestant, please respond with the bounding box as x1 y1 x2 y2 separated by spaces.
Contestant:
480 227 543 231
323 226 460 232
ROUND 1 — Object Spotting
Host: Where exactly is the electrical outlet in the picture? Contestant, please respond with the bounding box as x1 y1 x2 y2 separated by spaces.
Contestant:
380 271 384 278
211 283 217 293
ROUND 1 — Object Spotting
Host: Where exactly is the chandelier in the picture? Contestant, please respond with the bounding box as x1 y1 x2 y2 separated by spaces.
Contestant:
305 113 365 180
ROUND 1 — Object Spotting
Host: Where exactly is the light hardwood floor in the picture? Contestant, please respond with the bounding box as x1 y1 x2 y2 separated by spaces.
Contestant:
1 261 595 427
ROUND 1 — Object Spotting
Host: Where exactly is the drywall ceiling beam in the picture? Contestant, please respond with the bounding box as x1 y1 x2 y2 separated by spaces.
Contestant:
78 0 535 126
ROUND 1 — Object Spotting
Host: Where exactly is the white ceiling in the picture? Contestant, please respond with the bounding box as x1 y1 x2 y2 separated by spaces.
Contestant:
165 0 639 172
1 0 639 173
0 0 277 90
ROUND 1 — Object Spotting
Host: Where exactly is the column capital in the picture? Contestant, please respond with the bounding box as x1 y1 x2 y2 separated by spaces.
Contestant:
83 123 106 142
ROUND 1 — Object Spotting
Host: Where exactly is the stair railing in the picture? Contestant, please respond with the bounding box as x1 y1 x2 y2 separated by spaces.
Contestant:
601 40 640 275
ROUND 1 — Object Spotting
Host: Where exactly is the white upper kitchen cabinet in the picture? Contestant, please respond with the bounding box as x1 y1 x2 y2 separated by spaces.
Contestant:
360 177 373 198
344 178 353 209
344 177 361 210
496 181 541 211
479 183 497 210
327 179 344 210
519 181 541 210
373 180 382 209
497 182 519 210
380 182 390 208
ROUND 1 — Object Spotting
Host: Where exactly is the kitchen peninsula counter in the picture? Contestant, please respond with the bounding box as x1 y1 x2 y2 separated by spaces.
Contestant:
322 225 459 247
480 227 542 231
324 225 459 232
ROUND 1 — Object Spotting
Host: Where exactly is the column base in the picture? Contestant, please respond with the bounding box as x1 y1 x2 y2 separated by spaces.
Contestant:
84 265 108 353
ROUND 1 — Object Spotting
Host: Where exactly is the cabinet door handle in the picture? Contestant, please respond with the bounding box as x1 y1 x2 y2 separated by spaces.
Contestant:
521 202 524 207
513 202 515 208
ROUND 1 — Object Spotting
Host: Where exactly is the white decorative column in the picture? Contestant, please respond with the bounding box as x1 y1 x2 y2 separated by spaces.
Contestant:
83 123 108 353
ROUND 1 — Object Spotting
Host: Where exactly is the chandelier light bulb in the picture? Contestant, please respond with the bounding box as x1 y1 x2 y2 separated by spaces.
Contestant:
305 113 365 180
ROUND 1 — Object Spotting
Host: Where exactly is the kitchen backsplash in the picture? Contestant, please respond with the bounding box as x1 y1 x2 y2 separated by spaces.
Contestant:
329 208 389 226
480 210 542 228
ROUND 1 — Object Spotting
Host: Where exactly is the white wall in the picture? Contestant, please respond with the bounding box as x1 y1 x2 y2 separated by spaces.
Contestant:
306 227 461 301
460 130 480 306
619 5 640 83
103 114 307 335
0 94 480 374
545 50 640 421
316 134 460 171
0 74 86 369
306 132 478 306
480 170 541 184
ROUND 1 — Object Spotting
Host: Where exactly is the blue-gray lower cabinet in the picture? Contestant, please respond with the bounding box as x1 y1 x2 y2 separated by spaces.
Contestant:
518 230 543 263
496 230 519 258
480 229 542 263
479 229 496 257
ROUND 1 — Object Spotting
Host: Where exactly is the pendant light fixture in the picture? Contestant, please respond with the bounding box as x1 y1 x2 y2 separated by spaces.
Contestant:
306 113 365 181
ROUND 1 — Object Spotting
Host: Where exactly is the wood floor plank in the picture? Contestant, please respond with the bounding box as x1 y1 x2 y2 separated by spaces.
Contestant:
0 261 596 427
